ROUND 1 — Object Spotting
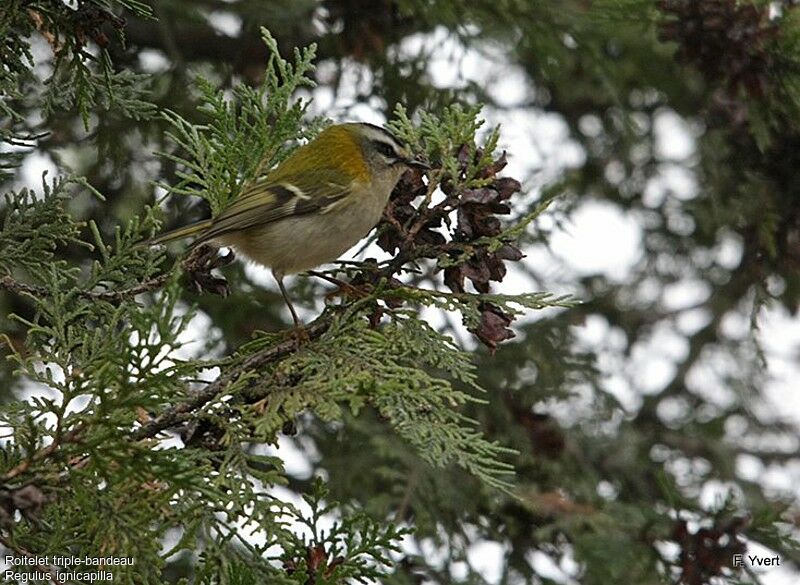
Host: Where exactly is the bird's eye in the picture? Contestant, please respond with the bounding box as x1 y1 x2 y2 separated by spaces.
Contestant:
374 141 397 159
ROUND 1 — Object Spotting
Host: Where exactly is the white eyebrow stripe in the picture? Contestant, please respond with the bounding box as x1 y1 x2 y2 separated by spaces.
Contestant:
360 122 401 142
360 125 404 152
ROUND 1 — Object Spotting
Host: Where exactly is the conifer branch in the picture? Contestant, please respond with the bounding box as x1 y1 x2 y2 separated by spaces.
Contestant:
0 275 48 298
0 273 172 302
130 318 331 441
0 245 224 302
0 426 83 482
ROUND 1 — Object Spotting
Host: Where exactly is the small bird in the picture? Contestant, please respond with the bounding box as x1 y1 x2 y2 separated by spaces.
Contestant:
150 122 429 326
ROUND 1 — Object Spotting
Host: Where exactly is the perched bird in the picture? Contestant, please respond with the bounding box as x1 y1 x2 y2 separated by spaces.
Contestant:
150 122 429 326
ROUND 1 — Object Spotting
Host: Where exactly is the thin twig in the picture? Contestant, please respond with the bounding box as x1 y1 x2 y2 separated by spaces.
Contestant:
0 276 48 298
0 245 209 302
12 318 331 481
394 467 420 523
1 426 83 482
0 272 171 302
131 317 331 441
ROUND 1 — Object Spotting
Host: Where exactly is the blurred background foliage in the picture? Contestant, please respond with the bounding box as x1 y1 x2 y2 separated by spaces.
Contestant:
3 0 800 583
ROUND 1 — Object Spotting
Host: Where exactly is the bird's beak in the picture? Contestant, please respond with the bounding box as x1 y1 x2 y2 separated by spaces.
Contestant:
404 158 430 170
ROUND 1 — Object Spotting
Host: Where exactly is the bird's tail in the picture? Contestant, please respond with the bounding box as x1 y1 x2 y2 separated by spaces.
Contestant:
147 219 214 246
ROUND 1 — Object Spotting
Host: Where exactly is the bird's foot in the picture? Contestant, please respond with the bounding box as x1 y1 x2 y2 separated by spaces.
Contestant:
285 324 310 348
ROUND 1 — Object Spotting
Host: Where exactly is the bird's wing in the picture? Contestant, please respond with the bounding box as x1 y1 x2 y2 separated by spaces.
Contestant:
196 169 354 244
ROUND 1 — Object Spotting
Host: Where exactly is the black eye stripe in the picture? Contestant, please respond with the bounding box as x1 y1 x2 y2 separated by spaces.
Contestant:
372 140 400 160
373 140 398 159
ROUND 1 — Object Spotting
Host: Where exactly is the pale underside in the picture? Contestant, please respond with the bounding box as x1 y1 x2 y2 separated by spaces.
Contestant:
211 180 392 277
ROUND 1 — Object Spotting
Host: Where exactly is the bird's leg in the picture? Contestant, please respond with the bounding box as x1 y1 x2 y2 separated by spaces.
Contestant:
274 273 301 328
273 272 309 344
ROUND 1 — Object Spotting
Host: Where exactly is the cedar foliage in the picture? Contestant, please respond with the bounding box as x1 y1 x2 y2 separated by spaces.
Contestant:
2 1 800 584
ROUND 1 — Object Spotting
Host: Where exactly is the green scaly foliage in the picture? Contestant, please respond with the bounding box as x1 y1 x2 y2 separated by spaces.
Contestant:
0 26 571 583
